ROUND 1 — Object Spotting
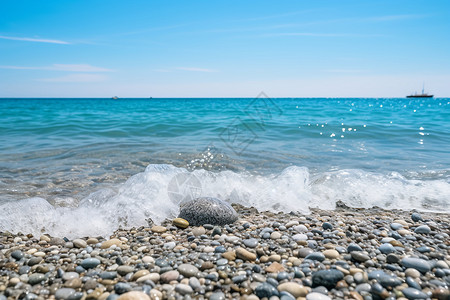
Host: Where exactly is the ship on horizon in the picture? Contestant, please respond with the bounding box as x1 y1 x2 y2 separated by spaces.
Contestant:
407 85 433 98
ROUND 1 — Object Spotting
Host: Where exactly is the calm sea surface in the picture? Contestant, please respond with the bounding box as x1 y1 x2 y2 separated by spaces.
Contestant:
0 98 449 237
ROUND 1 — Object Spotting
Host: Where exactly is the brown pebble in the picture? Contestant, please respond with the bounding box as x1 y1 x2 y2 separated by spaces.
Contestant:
201 261 214 270
349 291 364 300
151 225 167 233
222 251 236 261
266 262 285 273
101 238 122 249
236 248 257 261
173 218 189 229
64 278 82 289
336 280 348 288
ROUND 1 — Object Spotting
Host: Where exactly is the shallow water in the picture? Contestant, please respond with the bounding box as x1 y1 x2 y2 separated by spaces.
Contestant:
0 97 449 237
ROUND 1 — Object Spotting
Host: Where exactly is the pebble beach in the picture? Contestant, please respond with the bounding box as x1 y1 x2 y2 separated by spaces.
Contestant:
1 203 449 300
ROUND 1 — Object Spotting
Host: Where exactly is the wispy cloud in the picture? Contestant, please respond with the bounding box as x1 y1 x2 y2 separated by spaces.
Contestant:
176 67 218 73
0 64 113 72
36 74 108 82
261 32 385 38
363 14 429 22
0 35 69 44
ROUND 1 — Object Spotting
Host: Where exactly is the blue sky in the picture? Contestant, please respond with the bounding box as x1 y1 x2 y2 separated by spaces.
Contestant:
1 0 449 97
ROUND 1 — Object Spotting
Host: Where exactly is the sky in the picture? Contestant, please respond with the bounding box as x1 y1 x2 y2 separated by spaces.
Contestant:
1 0 449 98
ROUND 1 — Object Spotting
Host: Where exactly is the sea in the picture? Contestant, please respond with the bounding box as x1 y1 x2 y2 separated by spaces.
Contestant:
0 97 449 238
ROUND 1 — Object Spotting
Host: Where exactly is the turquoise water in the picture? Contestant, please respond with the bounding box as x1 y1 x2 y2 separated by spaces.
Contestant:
1 98 449 237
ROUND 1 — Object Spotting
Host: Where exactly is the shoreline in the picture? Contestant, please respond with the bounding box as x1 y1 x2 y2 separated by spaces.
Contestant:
1 205 449 299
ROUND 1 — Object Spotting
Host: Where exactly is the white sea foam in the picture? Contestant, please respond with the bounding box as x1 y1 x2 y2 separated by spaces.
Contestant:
0 164 448 238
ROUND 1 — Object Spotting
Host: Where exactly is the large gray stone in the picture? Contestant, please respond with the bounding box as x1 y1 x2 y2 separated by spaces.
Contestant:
401 257 431 274
312 269 344 289
178 197 238 226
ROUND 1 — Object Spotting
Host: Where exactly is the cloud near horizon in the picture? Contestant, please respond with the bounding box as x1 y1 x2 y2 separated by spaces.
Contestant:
0 35 69 44
36 74 108 83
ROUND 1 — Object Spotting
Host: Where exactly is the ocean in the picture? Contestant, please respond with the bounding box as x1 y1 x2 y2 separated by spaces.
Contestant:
0 97 449 238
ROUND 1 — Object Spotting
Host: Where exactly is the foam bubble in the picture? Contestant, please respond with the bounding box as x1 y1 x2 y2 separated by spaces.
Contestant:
0 164 448 238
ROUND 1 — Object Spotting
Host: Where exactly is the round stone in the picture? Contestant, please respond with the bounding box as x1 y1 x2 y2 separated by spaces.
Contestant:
351 251 370 262
115 282 132 294
347 243 363 252
101 239 122 249
132 270 150 281
271 232 282 239
293 225 308 233
391 223 403 230
414 225 431 234
236 247 256 261
117 266 135 276
160 270 179 282
255 282 280 298
173 218 189 229
243 238 258 248
378 275 402 288
175 284 193 295
323 249 339 259
312 269 344 289
178 197 238 226
117 291 150 300
177 264 199 277
322 222 333 230
151 225 167 233
80 258 100 269
11 250 24 260
278 282 307 297
55 288 76 300
306 292 332 300
405 268 421 278
72 239 87 248
402 287 428 299
401 257 431 274
378 243 396 254
305 252 325 262
28 273 45 285
292 234 308 242
411 213 422 222
62 272 79 281
209 292 226 300
298 248 314 258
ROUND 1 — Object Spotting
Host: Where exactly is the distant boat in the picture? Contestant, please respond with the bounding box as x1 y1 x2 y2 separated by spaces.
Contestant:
112 96 119 99
407 85 433 98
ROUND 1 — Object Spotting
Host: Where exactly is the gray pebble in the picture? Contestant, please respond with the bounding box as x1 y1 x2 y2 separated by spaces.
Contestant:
402 287 428 299
255 282 279 298
11 250 24 260
178 263 199 277
243 238 258 248
311 269 344 289
114 282 132 294
378 243 396 254
55 288 76 300
411 213 422 222
414 225 431 234
28 273 45 285
347 243 363 252
401 257 431 274
175 283 193 295
178 197 238 226
209 292 225 300
80 258 100 269
351 251 370 262
305 252 325 262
